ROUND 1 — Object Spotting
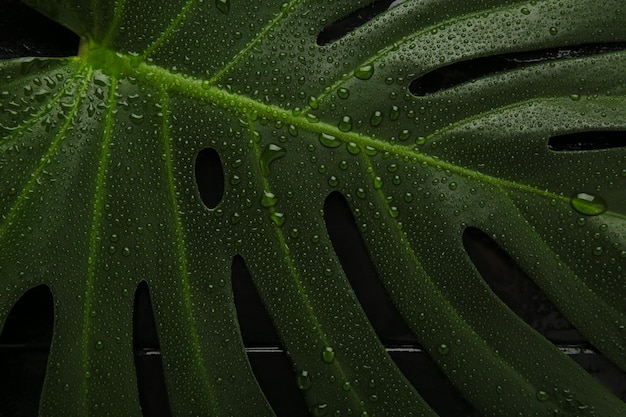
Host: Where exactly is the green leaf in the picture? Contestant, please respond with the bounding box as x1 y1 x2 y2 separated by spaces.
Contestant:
1 0 625 416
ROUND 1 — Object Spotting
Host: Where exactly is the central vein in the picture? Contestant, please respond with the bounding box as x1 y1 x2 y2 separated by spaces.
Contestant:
77 43 618 217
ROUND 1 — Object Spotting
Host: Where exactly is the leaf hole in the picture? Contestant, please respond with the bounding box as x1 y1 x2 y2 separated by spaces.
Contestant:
194 148 225 209
0 285 53 417
463 227 626 398
317 0 398 46
409 43 626 96
548 130 626 151
324 192 479 416
133 281 173 417
0 0 79 59
324 191 414 343
232 256 310 417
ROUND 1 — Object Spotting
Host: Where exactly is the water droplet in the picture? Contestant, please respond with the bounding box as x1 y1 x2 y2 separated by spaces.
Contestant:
571 192 607 216
328 176 338 187
536 390 549 401
370 111 383 127
297 370 312 390
322 346 335 363
354 65 374 80
373 177 383 189
437 343 449 355
521 7 530 14
261 191 278 207
549 26 558 35
308 96 319 109
364 146 377 156
592 246 603 256
129 113 144 125
306 113 319 123
95 340 104 350
271 212 285 227
259 144 286 176
319 133 341 148
344 142 360 155
390 105 399 121
311 404 328 417
215 0 229 14
338 116 353 132
337 88 350 99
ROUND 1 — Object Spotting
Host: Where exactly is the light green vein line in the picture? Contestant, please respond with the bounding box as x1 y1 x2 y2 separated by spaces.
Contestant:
0 67 91 240
160 90 219 415
310 0 536 107
83 74 117 413
79 49 626 221
209 0 300 85
141 0 197 58
247 114 366 414
359 152 551 408
102 0 127 47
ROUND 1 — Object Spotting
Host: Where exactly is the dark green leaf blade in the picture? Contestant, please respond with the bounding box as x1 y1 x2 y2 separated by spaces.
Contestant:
1 0 625 416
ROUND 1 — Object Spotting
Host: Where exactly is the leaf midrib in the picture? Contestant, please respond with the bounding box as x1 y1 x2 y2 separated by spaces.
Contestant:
76 46 626 222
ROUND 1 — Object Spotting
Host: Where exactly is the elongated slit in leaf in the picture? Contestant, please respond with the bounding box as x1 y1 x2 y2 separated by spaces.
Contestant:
324 191 479 416
0 285 53 417
231 255 310 417
194 148 225 209
323 191 414 343
410 43 626 96
548 130 626 151
317 0 397 46
462 227 626 396
133 282 172 417
0 0 79 59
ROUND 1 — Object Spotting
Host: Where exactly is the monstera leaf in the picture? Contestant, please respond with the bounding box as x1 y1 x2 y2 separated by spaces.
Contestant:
1 0 625 415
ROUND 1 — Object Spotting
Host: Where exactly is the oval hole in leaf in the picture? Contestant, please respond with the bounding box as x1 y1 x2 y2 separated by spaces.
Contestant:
0 285 53 417
462 227 626 397
133 281 173 417
410 43 626 96
317 0 396 46
324 192 479 415
232 255 310 417
195 148 225 209
0 0 79 59
548 131 626 151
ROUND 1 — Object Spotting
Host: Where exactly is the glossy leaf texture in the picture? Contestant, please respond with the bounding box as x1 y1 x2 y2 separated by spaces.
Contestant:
1 0 625 416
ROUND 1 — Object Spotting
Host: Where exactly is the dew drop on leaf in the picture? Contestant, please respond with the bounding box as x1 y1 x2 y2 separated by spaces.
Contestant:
215 0 230 14
261 191 278 208
338 116 353 132
570 192 607 216
536 390 549 401
354 65 374 80
319 133 341 148
370 111 383 127
297 370 312 390
271 212 285 227
346 142 360 155
322 346 335 363
311 403 328 417
259 144 286 177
